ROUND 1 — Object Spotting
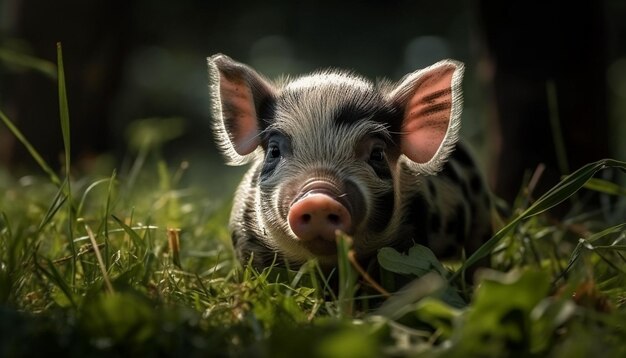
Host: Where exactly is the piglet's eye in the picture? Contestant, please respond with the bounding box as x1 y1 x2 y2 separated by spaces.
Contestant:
268 144 281 159
369 147 385 162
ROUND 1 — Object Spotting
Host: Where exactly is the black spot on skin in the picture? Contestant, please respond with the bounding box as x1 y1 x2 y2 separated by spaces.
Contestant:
470 172 482 193
377 105 402 138
335 102 376 126
335 92 382 126
441 161 461 184
333 87 382 126
429 213 441 232
483 192 492 208
334 93 400 133
445 205 467 238
445 219 456 235
427 180 437 199
456 205 467 238
369 190 395 232
452 144 475 167
406 193 430 246
257 97 277 131
461 180 470 199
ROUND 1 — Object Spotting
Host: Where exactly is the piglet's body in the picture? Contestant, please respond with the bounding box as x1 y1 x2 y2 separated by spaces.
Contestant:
208 54 492 270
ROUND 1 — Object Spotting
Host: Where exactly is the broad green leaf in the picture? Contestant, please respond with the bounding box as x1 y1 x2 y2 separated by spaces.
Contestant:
378 245 447 277
447 269 551 356
378 247 430 276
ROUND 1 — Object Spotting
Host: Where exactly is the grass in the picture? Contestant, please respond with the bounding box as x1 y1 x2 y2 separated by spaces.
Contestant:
1 44 626 357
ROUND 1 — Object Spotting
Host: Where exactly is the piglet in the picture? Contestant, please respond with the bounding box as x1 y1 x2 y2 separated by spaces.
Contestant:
208 54 492 271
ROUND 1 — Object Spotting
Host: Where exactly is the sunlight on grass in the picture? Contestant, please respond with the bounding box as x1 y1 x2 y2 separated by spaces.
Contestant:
0 44 625 357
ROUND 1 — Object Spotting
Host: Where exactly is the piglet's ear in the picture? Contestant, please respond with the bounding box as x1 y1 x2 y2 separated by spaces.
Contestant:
208 54 276 165
389 60 464 175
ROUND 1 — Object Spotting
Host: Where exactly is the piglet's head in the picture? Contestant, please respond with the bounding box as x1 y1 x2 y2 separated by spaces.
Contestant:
208 54 463 262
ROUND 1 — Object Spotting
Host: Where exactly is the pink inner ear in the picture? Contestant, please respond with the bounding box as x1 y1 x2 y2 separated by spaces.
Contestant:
220 73 260 156
401 65 456 164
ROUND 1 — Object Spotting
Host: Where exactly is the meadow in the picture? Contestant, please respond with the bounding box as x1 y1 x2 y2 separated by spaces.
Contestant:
1 44 625 357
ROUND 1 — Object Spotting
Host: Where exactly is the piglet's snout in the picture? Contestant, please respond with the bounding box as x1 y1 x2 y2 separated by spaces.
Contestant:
288 187 352 243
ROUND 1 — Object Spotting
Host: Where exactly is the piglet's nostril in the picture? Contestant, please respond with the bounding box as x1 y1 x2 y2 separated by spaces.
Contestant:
327 214 340 225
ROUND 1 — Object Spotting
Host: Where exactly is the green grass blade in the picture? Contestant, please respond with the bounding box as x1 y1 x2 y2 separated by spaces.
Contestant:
103 170 117 269
584 178 626 196
56 42 76 288
0 109 61 187
158 160 181 229
553 226 626 283
57 42 71 177
584 241 626 274
555 240 585 282
586 223 626 243
76 178 112 217
592 245 626 251
0 47 57 78
37 184 68 233
74 172 118 269
0 212 11 239
84 223 114 293
526 161 613 216
452 159 626 280
111 214 145 250
336 232 357 318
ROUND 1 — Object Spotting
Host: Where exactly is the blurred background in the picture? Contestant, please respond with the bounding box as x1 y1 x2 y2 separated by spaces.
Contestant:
0 0 625 203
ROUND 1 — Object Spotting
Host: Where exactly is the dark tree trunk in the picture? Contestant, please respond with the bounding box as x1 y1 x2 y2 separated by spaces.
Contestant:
475 1 610 203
